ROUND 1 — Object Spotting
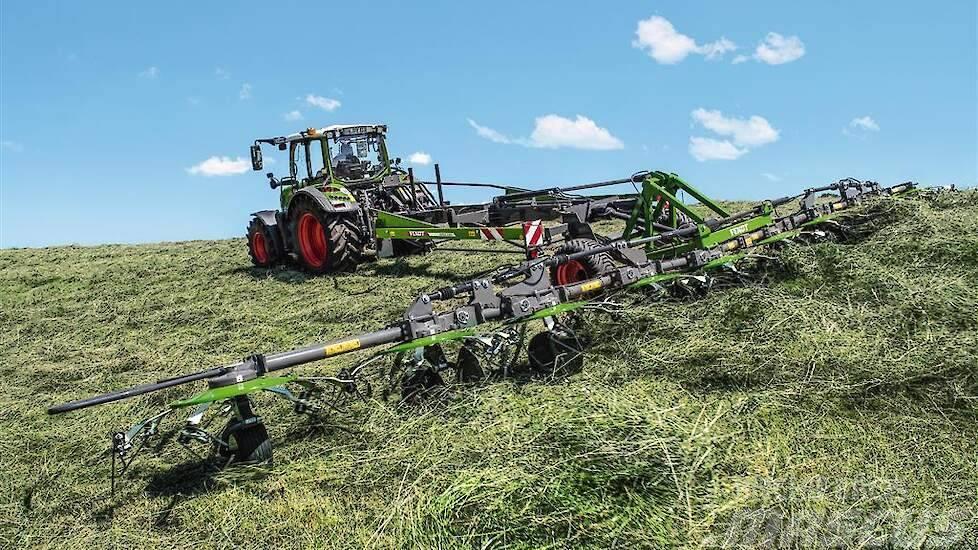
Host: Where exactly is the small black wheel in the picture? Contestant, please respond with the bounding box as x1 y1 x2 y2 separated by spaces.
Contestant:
217 418 272 464
551 238 616 286
247 218 282 267
527 330 585 377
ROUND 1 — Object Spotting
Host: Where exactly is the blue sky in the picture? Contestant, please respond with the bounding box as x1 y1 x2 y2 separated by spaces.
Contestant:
1 1 975 248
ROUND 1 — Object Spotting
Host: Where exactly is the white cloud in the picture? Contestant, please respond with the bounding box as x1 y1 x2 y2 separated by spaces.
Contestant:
699 37 737 60
633 16 737 64
689 108 779 161
215 67 230 79
1 140 24 153
283 110 303 121
689 137 747 161
529 114 624 150
239 83 252 100
468 115 624 150
306 94 341 111
408 152 432 165
139 66 159 78
753 33 805 65
849 116 880 132
691 108 779 147
762 172 781 182
187 156 250 176
732 54 750 64
467 119 514 144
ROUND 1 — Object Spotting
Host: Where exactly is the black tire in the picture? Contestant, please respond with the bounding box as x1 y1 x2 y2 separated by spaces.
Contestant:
247 218 283 268
527 331 585 377
551 238 616 286
656 202 692 228
217 419 272 464
291 197 366 274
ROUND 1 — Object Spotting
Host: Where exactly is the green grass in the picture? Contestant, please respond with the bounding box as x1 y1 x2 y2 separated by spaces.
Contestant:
1 192 976 548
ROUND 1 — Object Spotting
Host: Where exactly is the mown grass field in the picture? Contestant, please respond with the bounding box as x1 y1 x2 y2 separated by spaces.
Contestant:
1 192 976 548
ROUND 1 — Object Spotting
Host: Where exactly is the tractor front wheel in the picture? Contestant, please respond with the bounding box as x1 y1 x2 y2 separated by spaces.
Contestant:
291 199 365 273
247 218 282 267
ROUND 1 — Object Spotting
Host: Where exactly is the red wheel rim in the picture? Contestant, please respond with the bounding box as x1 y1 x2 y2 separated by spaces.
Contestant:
251 231 269 264
297 213 328 268
554 260 589 285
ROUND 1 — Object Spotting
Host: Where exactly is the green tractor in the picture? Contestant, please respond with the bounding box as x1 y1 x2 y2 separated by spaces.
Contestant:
248 124 442 273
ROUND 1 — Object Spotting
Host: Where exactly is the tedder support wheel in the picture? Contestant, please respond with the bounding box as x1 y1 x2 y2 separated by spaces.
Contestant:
291 197 365 273
551 238 616 286
247 218 282 268
216 397 273 464
527 330 585 377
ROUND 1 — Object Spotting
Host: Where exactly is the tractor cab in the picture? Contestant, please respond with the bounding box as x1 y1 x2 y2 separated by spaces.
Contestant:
251 124 394 205
326 126 390 183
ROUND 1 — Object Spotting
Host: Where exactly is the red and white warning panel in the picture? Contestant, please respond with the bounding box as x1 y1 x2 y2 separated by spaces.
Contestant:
522 220 544 248
479 227 506 241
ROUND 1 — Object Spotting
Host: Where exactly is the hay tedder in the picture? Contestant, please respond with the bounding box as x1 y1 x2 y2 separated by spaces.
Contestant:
49 168 927 488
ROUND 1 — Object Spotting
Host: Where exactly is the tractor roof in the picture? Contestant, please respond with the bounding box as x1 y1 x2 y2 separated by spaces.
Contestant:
257 124 387 147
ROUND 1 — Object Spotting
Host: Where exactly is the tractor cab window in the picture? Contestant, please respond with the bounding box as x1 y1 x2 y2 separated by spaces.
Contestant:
290 142 307 179
328 133 386 182
309 139 326 179
290 140 327 181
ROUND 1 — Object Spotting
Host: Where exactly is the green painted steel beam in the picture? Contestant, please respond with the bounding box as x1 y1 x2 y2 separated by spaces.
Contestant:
517 301 588 322
374 210 438 229
376 226 524 241
381 328 476 354
700 214 773 248
170 374 297 408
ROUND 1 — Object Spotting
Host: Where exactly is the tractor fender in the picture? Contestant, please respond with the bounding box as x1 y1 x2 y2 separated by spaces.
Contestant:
249 210 288 252
250 210 279 227
287 187 360 218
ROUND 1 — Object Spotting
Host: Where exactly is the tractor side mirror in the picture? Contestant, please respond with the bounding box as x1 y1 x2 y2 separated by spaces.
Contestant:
250 145 263 171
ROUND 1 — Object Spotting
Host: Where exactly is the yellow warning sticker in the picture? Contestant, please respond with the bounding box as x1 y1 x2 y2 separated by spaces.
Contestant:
580 280 603 292
324 339 361 356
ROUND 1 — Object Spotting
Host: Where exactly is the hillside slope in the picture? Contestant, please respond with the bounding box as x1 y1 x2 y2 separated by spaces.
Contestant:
1 192 976 548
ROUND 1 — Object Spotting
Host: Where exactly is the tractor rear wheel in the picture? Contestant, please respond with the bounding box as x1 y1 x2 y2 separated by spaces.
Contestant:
291 198 365 273
551 238 616 286
247 218 282 267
